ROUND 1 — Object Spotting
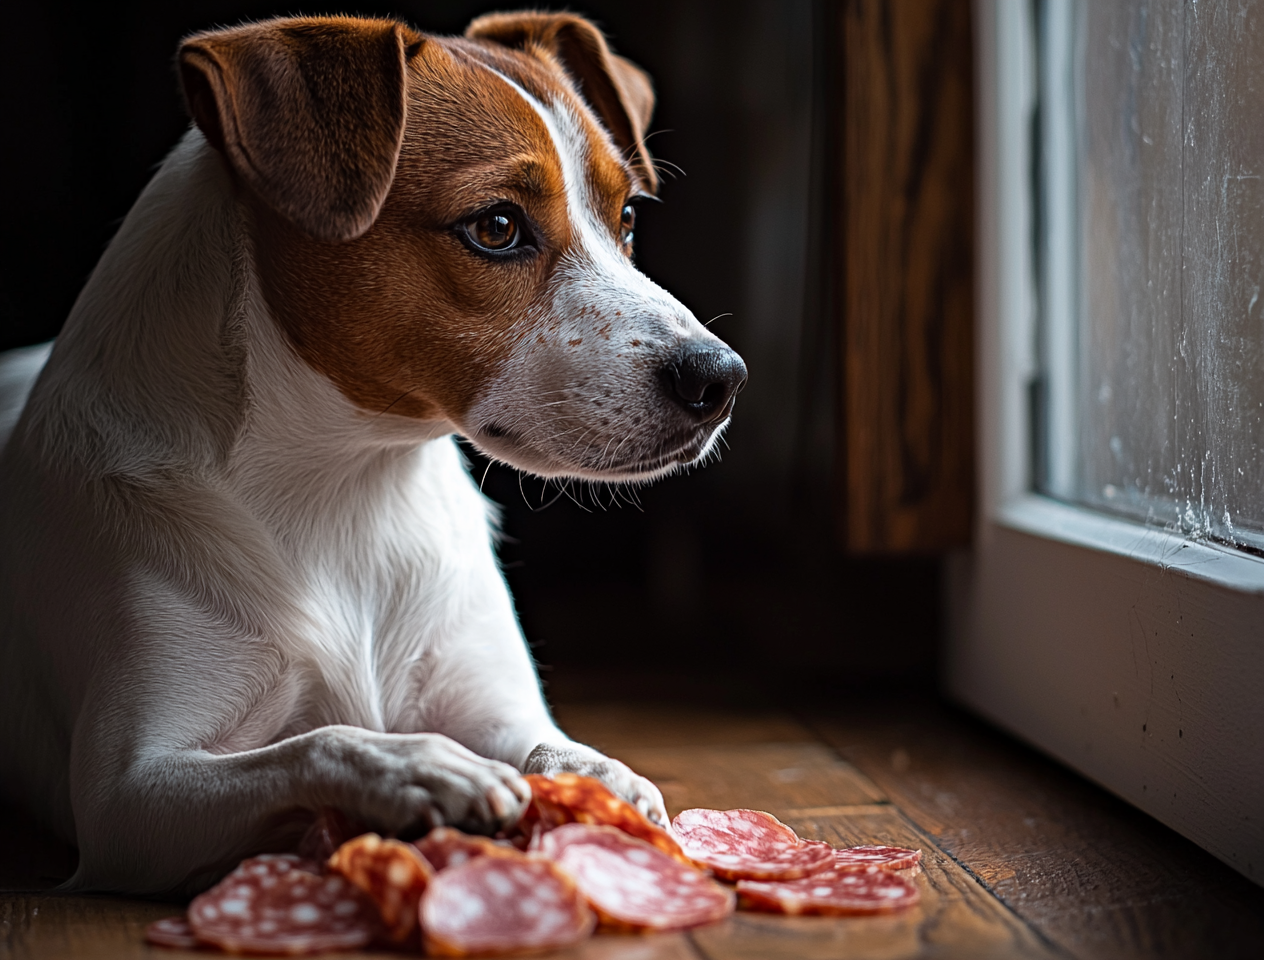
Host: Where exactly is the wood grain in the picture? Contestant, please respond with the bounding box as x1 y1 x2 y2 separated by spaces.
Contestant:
553 703 816 753
10 698 1259 959
0 894 176 959
613 742 886 819
808 701 1264 960
834 0 975 552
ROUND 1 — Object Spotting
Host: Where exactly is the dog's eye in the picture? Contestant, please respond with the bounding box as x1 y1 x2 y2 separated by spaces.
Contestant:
620 204 636 246
463 209 524 254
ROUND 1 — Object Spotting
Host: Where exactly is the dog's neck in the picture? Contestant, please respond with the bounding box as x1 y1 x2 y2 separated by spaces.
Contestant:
38 131 456 529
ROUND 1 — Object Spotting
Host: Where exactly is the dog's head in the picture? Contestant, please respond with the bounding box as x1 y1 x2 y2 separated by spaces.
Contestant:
178 13 745 481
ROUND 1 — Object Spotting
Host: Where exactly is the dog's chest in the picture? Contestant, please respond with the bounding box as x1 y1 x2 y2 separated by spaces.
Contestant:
235 437 501 737
290 552 438 732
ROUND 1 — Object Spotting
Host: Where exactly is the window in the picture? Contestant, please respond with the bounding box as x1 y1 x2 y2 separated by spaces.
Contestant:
950 0 1264 886
1036 0 1264 552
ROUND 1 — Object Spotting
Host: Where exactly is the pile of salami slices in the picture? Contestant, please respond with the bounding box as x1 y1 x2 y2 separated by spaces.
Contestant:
147 773 922 955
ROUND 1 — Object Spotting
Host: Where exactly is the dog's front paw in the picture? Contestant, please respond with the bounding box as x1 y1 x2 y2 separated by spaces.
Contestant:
307 727 531 836
523 743 668 828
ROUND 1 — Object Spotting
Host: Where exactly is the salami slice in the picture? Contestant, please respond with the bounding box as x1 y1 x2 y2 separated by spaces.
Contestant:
737 866 921 915
145 916 201 949
522 773 687 863
540 823 734 932
831 844 922 872
670 808 834 881
414 826 520 871
188 855 375 955
327 833 432 944
421 856 595 956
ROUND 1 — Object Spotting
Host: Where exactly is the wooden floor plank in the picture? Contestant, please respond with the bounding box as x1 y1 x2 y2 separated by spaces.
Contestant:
0 894 175 959
613 742 887 818
20 698 1250 959
762 808 1059 960
552 703 815 752
808 701 1264 960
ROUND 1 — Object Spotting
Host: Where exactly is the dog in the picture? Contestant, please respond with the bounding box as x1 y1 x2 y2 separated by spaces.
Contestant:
0 12 745 896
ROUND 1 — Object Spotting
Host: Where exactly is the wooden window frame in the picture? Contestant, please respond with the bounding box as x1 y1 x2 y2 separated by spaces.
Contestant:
831 0 976 554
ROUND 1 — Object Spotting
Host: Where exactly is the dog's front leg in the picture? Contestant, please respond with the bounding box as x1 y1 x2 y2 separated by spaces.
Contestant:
65 582 531 896
70 722 530 896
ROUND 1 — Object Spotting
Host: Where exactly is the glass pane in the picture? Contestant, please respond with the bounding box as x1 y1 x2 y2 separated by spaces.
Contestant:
1041 0 1264 552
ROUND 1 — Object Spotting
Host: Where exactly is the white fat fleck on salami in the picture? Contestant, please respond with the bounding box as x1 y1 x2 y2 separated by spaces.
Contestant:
421 857 594 956
188 856 374 954
220 898 250 917
539 823 735 932
290 903 320 924
737 866 920 916
671 809 835 881
485 870 516 898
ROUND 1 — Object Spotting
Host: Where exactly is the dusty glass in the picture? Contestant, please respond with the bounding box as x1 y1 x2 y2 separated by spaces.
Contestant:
1038 0 1264 552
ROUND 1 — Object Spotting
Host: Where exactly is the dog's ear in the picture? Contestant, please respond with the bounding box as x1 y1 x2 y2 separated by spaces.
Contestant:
179 17 423 242
465 13 658 194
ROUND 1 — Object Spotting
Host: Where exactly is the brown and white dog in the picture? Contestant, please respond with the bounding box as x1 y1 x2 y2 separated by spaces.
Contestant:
0 13 745 896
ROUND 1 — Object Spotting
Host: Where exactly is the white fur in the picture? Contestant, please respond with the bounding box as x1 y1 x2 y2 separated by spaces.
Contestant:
0 120 672 896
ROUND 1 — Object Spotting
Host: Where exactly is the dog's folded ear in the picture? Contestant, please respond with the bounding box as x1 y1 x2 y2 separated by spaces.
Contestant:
465 13 658 194
179 17 423 242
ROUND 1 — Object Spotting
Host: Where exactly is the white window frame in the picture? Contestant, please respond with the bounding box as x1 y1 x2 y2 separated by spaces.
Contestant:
948 0 1264 886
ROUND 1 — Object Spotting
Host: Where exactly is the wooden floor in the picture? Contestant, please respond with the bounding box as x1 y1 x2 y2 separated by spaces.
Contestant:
3 697 1262 959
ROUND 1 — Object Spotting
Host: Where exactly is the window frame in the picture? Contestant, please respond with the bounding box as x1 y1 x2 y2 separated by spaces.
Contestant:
948 0 1264 886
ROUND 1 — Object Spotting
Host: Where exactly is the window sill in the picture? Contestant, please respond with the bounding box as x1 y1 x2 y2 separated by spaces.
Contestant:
995 494 1264 595
948 496 1264 885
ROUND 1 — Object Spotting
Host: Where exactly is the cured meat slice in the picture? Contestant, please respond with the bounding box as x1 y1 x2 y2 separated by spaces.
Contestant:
540 823 734 932
832 844 922 872
188 854 375 955
671 808 834 881
737 867 921 916
414 826 520 871
327 833 432 944
522 773 687 863
145 916 201 949
421 856 595 956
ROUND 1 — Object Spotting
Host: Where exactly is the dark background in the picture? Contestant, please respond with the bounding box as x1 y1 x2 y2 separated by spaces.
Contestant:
2 0 940 704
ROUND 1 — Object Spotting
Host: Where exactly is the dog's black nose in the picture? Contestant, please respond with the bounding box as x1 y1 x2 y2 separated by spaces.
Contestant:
667 343 747 422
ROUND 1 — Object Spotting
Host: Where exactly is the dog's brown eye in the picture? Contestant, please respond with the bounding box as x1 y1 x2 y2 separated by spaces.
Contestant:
620 204 636 246
468 211 520 252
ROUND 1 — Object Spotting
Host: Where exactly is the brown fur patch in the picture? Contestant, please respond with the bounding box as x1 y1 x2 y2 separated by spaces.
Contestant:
464 12 658 194
180 17 421 242
187 14 655 422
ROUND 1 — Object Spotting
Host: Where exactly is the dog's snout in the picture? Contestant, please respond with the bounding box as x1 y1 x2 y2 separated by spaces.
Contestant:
667 343 748 421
